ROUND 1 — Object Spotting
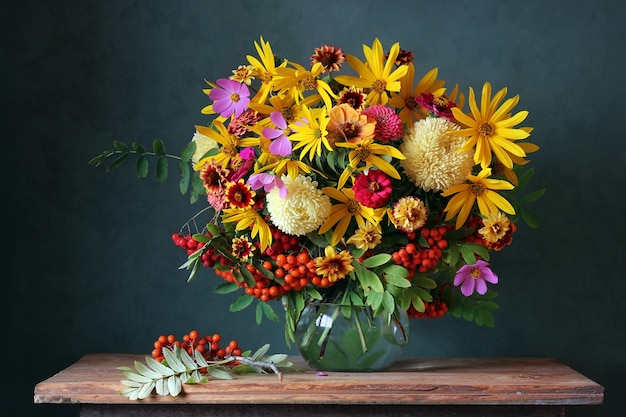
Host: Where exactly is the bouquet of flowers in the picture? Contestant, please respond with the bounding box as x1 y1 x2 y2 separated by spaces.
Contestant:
91 37 543 345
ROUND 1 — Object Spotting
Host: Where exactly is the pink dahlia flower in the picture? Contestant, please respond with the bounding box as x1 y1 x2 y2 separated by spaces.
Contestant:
361 105 403 142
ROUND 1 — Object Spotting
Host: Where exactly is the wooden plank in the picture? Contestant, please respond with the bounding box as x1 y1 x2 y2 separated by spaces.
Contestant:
80 403 568 417
34 354 604 407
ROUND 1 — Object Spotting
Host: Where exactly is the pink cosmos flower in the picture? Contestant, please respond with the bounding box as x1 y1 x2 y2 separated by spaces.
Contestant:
247 172 287 198
262 111 292 156
352 169 392 208
229 147 256 182
361 104 403 142
209 78 250 119
415 93 457 121
453 260 498 297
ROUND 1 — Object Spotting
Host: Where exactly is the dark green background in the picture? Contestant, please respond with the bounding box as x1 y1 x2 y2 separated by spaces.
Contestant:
5 1 624 416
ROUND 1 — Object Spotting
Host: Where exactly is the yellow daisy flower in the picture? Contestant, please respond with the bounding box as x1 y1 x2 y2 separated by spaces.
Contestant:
318 187 385 246
449 82 530 169
387 64 445 126
289 106 332 161
246 36 287 105
315 246 355 283
441 168 515 229
334 38 409 106
193 121 259 170
272 62 338 110
221 206 273 252
335 137 406 181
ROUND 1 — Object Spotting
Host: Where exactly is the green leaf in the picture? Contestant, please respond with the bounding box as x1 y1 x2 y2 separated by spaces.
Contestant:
230 294 254 312
179 160 190 194
153 139 166 156
145 356 175 376
239 266 256 288
180 141 196 163
259 301 280 322
384 274 411 288
136 155 149 178
108 153 129 170
362 253 392 268
382 291 395 314
167 375 182 397
207 367 234 380
383 264 408 278
133 361 163 379
214 282 240 294
113 140 129 152
521 206 540 228
132 142 146 153
155 156 168 183
162 348 186 373
520 187 546 203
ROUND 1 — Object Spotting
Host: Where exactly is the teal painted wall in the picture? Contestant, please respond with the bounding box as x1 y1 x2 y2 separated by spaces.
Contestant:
6 1 624 415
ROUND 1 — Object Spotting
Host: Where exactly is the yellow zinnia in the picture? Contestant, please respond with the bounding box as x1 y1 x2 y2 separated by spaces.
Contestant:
441 168 515 229
334 38 409 106
449 82 530 169
272 62 337 110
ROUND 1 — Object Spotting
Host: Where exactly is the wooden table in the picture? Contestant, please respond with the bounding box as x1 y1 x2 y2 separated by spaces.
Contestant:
34 353 604 416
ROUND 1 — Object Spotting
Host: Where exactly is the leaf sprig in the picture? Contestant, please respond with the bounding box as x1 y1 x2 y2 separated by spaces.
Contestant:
118 343 294 400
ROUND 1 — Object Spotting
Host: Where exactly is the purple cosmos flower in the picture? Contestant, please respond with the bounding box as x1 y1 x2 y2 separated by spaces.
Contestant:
453 260 498 297
247 173 287 198
209 78 250 119
262 111 292 156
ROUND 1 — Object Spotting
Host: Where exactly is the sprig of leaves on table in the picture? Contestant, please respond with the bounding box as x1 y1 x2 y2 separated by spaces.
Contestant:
118 344 294 400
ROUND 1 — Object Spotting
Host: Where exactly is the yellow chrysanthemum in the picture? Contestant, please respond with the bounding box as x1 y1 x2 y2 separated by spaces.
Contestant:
441 168 515 229
334 38 409 106
315 246 355 283
265 174 331 236
449 82 530 169
318 187 385 246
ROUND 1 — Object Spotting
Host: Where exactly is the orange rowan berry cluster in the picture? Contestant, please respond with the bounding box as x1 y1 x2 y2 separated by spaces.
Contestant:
151 330 243 368
214 249 333 302
407 299 449 319
391 225 450 275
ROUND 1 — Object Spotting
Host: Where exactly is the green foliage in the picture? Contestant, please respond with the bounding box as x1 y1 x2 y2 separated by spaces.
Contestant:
118 344 294 400
89 139 199 194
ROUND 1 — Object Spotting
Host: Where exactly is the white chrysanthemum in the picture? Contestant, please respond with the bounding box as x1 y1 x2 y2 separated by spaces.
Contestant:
191 131 219 164
266 175 331 236
400 117 474 192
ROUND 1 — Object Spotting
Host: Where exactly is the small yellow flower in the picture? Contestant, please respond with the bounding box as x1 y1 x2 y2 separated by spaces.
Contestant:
315 246 355 283
347 221 382 251
441 168 515 229
479 212 511 244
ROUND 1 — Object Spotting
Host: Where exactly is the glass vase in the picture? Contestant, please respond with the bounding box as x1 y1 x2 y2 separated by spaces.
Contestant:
294 302 409 372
